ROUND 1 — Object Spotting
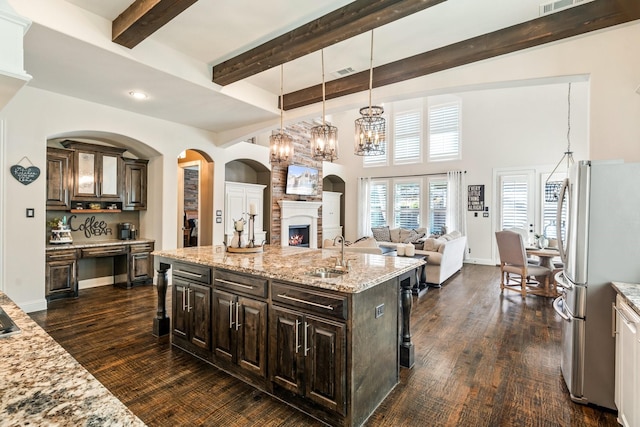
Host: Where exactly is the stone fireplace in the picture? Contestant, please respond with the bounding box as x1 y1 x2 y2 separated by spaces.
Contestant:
277 200 322 249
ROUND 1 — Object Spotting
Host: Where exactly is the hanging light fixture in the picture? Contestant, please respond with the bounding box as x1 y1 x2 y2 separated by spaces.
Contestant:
310 49 338 162
545 82 575 202
270 65 293 164
354 30 385 156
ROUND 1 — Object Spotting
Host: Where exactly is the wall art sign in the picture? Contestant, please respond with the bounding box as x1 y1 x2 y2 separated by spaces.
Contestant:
468 184 485 211
68 215 113 238
10 156 40 185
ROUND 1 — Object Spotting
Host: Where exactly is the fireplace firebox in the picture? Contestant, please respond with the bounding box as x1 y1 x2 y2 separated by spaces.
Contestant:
288 225 310 247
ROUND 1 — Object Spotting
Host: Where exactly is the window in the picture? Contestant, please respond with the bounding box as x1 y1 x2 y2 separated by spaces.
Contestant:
369 181 388 228
542 180 566 241
500 175 529 230
393 181 421 228
393 110 421 165
428 178 447 235
428 102 460 162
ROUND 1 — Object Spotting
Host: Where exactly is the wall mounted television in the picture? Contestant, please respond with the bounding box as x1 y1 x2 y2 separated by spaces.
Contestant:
285 164 319 196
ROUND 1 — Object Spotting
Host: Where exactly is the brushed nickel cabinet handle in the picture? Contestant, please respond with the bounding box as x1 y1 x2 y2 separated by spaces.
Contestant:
276 294 334 311
304 322 309 357
235 302 241 331
295 319 300 354
229 301 234 329
215 278 254 290
175 270 203 279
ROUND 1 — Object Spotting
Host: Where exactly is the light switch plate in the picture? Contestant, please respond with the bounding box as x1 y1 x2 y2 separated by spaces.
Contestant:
26 208 34 218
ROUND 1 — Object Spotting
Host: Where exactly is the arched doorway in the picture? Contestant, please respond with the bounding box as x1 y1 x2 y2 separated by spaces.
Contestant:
322 174 346 240
178 149 214 247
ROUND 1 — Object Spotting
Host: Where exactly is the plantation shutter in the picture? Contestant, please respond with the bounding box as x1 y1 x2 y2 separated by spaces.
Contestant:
429 180 448 234
393 182 421 228
393 110 421 164
369 181 388 228
500 175 529 230
429 102 460 161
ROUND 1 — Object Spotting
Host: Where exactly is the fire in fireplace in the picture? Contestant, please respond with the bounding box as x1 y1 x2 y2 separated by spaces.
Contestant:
289 225 310 247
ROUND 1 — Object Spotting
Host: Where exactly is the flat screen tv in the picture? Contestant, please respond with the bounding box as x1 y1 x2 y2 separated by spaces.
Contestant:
285 164 318 196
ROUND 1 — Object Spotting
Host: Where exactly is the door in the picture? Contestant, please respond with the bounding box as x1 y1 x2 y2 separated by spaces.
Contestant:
236 297 267 377
212 289 235 363
495 171 535 262
270 305 304 395
129 252 152 283
304 315 346 414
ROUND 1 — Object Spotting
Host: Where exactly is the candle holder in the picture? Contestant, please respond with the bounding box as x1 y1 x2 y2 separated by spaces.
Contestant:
248 213 256 248
226 213 263 253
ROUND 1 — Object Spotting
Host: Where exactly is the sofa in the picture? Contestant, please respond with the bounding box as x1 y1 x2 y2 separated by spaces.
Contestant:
323 236 383 254
371 226 467 286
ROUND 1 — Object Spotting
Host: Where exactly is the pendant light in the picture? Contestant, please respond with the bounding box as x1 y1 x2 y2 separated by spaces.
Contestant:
354 30 385 156
545 82 575 202
310 49 338 162
270 64 293 164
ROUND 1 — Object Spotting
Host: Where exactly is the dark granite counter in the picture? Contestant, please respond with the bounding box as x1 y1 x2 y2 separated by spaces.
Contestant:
0 291 145 426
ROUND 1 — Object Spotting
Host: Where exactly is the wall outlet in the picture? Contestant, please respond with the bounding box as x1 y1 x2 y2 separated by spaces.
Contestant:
375 304 384 318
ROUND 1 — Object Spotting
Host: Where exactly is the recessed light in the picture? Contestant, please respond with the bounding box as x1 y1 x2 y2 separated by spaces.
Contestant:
129 91 148 100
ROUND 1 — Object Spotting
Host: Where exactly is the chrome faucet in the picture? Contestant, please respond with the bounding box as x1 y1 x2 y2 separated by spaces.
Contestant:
333 235 347 269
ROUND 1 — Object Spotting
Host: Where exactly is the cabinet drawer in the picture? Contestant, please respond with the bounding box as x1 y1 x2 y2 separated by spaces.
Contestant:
46 249 77 262
272 282 348 320
214 269 267 298
173 261 211 284
81 246 127 258
129 242 154 254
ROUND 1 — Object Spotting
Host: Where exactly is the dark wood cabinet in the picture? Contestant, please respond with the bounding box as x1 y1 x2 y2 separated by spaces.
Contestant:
173 278 211 351
213 290 267 378
61 140 125 202
128 242 154 286
123 159 148 210
270 284 346 415
45 249 77 301
46 147 73 210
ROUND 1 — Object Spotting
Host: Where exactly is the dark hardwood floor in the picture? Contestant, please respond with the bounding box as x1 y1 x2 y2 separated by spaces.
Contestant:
30 264 619 426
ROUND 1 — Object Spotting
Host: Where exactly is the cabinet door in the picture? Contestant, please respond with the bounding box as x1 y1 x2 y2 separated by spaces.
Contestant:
172 281 189 340
304 314 346 414
189 283 211 350
99 153 121 199
45 259 77 299
46 148 73 210
225 187 246 237
270 305 304 395
237 296 267 377
213 290 236 363
124 160 148 210
129 252 152 284
75 150 98 198
616 299 639 427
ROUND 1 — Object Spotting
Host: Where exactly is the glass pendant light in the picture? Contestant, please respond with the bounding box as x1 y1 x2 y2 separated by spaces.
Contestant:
270 64 293 164
310 49 338 162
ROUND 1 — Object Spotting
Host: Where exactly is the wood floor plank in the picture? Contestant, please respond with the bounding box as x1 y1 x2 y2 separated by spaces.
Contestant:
30 264 619 426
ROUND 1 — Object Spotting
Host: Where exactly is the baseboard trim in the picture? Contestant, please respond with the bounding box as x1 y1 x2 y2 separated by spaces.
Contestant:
464 258 495 266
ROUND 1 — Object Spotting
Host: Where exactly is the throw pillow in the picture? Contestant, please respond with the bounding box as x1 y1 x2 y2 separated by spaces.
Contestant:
422 238 443 252
389 227 402 243
402 229 419 243
399 228 414 243
371 226 391 242
350 236 378 248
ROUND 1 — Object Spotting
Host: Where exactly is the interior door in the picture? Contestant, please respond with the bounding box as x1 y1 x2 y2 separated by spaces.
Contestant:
495 171 535 262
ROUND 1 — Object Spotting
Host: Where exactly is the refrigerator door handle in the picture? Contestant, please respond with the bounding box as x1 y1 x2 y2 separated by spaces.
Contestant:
557 178 570 265
553 296 571 321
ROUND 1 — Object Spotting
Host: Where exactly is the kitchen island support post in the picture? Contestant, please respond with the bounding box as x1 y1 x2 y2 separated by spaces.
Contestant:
400 271 415 368
152 262 170 337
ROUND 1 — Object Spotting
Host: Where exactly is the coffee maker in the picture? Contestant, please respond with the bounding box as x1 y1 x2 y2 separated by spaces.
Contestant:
118 223 131 240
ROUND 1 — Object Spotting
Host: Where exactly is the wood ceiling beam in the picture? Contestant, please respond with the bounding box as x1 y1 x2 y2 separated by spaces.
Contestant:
212 0 447 86
283 0 640 110
113 0 198 49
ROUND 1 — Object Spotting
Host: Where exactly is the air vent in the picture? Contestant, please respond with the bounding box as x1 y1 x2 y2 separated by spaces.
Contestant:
332 67 356 78
539 0 591 16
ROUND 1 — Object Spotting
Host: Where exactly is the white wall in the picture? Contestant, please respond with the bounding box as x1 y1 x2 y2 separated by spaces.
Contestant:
0 87 269 312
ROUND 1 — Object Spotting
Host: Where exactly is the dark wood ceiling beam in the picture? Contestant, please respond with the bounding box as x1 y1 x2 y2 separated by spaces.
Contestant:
113 0 198 49
283 0 640 110
212 0 447 86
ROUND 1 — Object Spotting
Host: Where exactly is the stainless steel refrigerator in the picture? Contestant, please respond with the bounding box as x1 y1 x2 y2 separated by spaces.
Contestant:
553 160 640 410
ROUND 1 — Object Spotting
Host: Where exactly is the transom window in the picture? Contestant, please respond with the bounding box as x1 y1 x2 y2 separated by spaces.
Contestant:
393 110 421 165
428 101 461 162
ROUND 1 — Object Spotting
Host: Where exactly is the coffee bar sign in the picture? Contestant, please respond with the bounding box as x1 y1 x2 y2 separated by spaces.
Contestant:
10 156 40 185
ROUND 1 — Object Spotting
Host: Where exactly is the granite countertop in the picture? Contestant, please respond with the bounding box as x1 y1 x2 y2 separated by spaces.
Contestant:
0 291 145 426
153 245 425 294
46 238 154 251
612 282 640 316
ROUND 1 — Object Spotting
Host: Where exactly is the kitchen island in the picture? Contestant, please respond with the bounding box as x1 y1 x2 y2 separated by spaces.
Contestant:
0 291 145 426
152 245 425 427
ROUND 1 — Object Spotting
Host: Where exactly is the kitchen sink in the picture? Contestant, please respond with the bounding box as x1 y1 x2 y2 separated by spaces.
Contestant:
0 306 21 338
305 267 348 279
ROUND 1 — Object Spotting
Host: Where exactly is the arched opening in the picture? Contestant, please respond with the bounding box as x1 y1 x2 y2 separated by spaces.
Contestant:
224 159 271 246
322 174 346 240
178 149 214 248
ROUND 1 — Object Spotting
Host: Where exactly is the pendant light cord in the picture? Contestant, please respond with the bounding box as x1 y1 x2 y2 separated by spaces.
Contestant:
279 64 284 132
368 30 374 113
321 49 326 126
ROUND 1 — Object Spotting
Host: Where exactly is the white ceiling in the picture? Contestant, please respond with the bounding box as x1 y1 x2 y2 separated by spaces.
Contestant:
18 0 561 136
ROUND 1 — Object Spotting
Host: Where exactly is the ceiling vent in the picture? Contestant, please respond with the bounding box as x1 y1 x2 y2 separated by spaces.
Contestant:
331 67 356 78
539 0 592 16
